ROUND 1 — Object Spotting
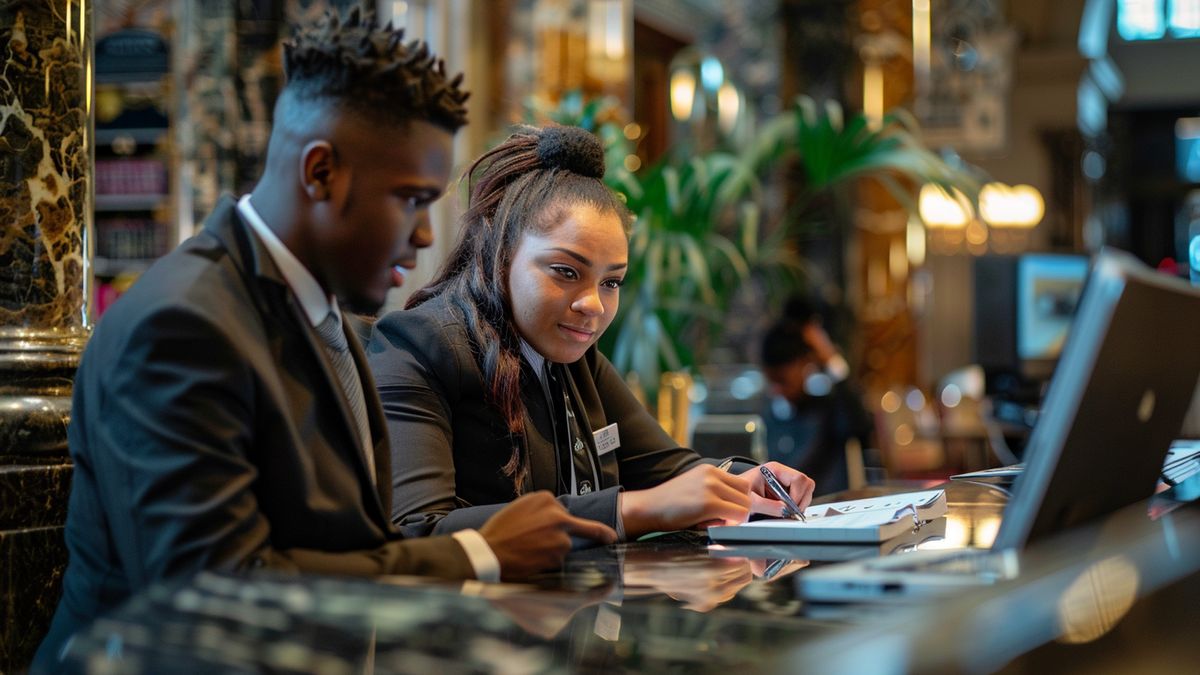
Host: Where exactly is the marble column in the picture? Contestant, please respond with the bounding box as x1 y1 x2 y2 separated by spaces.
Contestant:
0 1 91 670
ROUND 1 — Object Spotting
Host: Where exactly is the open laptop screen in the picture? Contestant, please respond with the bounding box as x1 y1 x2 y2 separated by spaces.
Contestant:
994 249 1200 550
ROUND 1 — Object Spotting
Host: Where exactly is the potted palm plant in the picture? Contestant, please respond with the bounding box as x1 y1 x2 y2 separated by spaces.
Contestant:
526 93 978 400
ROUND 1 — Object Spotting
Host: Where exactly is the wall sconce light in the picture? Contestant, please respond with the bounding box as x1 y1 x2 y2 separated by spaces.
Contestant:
670 68 697 121
668 49 746 148
863 58 884 129
717 81 741 136
670 50 727 123
979 182 1044 228
699 54 724 92
585 0 627 88
918 184 973 229
906 215 926 267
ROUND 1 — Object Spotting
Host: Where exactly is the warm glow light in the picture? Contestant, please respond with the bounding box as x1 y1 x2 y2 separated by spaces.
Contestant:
919 184 972 229
587 0 625 60
717 82 740 135
881 390 902 413
1057 557 1140 644
670 69 696 121
863 61 884 129
965 219 989 245
893 424 914 446
603 1 623 59
912 0 931 95
906 217 926 267
979 182 1044 228
973 515 1002 547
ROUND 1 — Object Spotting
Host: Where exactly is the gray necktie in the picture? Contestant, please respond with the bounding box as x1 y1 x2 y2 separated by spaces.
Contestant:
314 310 376 483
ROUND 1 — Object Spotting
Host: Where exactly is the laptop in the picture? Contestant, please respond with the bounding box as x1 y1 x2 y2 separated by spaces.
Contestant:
801 249 1200 601
949 438 1200 490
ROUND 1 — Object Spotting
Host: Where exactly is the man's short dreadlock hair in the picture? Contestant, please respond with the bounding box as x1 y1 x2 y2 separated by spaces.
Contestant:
282 6 469 132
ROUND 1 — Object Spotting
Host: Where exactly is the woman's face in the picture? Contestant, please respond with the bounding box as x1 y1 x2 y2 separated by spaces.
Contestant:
507 202 628 363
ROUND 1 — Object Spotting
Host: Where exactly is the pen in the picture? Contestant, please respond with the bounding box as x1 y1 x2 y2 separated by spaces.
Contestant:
759 465 807 522
716 458 734 472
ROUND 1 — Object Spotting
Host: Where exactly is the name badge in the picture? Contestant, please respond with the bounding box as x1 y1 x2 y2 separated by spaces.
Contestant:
593 423 620 456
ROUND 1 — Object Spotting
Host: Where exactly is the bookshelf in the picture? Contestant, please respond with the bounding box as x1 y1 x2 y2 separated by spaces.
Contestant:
93 27 175 316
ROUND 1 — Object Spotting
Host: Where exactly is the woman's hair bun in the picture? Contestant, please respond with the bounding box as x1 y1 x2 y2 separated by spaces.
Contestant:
536 125 605 179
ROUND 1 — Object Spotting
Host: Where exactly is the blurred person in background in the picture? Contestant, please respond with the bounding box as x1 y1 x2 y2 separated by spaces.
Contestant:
761 297 875 494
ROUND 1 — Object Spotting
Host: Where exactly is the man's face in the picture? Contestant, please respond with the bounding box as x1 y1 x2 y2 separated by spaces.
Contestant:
314 118 454 313
507 203 628 364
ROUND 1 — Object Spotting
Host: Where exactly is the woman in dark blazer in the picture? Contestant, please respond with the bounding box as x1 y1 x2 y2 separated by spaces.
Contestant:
367 125 815 540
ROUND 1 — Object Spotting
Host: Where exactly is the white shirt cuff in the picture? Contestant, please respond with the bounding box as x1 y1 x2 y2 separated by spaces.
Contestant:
825 354 850 383
451 529 501 582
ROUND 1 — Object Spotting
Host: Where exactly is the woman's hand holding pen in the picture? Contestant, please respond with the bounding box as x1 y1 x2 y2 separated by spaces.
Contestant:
618 464 753 536
741 461 816 518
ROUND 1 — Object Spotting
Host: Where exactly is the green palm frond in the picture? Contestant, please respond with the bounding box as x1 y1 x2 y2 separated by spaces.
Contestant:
527 91 977 396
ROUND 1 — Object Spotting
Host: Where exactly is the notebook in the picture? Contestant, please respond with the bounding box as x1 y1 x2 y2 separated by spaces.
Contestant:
1161 439 1200 486
710 517 949 563
707 490 947 544
801 249 1200 601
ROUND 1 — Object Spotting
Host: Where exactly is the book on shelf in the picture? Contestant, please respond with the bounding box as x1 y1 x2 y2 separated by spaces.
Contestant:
708 489 948 544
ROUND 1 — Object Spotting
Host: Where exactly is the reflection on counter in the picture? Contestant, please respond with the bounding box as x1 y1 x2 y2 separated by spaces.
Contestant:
59 484 1199 673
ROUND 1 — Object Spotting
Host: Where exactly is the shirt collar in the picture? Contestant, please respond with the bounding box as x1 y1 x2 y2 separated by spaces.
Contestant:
237 194 337 328
520 339 548 383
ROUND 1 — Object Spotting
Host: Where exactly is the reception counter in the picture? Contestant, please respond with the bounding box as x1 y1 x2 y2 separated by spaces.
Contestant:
59 481 1200 673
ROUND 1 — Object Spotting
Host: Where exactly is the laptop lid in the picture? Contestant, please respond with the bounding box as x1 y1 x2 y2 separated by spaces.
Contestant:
799 250 1200 602
992 248 1200 550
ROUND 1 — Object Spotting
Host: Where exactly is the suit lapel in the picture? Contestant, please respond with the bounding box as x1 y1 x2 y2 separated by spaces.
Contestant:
519 361 560 494
206 198 390 523
558 365 610 490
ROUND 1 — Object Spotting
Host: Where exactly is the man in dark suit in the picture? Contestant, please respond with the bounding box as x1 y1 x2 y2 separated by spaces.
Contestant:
34 10 614 670
760 305 875 495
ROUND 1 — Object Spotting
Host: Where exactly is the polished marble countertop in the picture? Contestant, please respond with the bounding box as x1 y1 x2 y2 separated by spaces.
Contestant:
61 481 1200 674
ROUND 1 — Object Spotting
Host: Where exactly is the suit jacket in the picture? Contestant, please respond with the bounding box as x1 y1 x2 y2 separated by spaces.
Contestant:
366 293 707 537
35 197 471 670
764 380 874 495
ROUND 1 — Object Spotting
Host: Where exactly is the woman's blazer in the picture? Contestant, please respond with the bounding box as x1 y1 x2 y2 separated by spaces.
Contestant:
366 293 706 537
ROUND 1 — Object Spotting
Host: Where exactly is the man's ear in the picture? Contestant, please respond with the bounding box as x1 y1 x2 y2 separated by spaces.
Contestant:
300 140 335 201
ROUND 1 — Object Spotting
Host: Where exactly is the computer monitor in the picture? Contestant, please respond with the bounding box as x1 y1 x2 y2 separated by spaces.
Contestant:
1015 254 1091 381
974 253 1090 402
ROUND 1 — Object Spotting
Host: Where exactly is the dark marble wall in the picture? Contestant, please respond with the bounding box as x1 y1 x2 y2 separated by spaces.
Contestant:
0 0 90 461
0 1 90 671
180 0 355 225
0 524 71 669
0 0 92 334
0 466 72 667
